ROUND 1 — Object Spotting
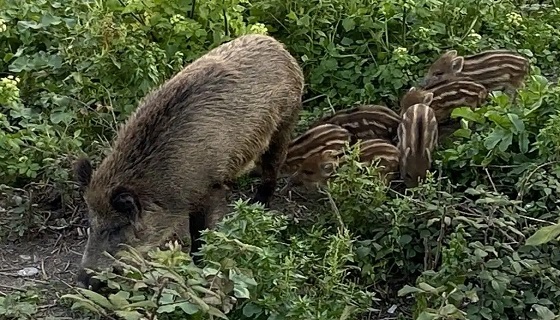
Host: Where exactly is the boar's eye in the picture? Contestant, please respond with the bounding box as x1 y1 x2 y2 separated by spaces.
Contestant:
433 71 444 77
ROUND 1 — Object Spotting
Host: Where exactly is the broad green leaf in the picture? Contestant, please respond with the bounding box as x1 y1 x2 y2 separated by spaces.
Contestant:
451 107 482 122
484 130 503 150
114 310 144 320
507 113 525 133
417 311 438 320
108 291 130 308
9 56 31 73
177 302 200 315
498 133 513 152
74 288 114 309
234 285 251 299
397 285 425 296
526 223 560 246
40 13 62 26
342 17 356 31
243 303 262 317
532 304 556 320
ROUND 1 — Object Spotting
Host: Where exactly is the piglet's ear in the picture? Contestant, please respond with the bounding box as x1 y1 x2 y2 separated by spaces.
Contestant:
408 87 417 92
451 56 464 73
423 92 434 106
445 50 458 57
110 186 141 219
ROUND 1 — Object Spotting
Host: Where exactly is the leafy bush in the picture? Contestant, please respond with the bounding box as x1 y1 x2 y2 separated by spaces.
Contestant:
63 201 374 320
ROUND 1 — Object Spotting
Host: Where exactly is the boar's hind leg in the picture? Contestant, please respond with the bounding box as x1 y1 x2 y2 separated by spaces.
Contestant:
250 114 298 208
190 184 229 265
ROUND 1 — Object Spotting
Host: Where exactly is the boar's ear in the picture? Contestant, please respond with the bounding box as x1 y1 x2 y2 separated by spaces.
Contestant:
74 157 93 188
110 186 142 219
423 92 434 106
451 56 464 73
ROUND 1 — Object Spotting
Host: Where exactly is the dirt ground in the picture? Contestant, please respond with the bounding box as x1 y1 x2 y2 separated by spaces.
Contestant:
0 184 407 320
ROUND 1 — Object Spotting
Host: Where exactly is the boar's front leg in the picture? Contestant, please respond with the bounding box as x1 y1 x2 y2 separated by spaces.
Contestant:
205 183 229 229
189 183 229 265
250 114 298 207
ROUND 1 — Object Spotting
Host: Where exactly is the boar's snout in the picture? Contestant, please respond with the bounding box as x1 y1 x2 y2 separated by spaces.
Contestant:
76 268 104 291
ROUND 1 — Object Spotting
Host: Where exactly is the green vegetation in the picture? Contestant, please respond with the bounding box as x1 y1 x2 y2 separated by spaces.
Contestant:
2 0 560 319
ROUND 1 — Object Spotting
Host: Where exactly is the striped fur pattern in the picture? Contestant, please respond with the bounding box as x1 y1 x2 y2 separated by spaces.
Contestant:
283 123 352 174
310 105 401 143
422 49 530 94
397 103 439 188
357 138 401 183
287 137 401 188
401 79 488 123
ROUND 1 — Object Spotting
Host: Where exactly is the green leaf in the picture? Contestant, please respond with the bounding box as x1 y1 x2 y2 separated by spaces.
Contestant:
518 131 529 153
108 291 130 308
498 133 513 152
440 304 461 315
399 234 412 245
40 13 62 26
485 259 502 268
297 15 310 27
177 302 199 315
397 285 425 296
234 285 251 299
74 288 114 309
451 107 482 122
114 310 144 320
17 20 42 30
342 17 356 31
417 311 438 320
60 294 107 315
484 130 503 150
507 113 525 133
9 56 31 73
487 112 511 128
532 304 556 320
525 223 560 246
50 111 73 124
242 303 262 317
157 303 179 314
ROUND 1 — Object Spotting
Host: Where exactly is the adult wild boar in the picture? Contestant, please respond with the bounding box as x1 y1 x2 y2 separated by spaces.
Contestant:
73 34 304 290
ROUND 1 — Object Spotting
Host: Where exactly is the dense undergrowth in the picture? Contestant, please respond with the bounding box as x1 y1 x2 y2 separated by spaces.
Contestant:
2 0 560 319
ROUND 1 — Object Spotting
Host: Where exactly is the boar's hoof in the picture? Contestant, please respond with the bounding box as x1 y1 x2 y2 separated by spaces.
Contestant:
248 193 271 208
76 269 104 292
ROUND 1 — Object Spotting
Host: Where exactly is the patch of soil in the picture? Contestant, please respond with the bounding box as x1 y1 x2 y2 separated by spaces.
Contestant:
0 230 91 319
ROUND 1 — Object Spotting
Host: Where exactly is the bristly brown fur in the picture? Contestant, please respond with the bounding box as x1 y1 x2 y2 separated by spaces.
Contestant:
397 103 438 188
309 104 401 144
73 34 304 291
